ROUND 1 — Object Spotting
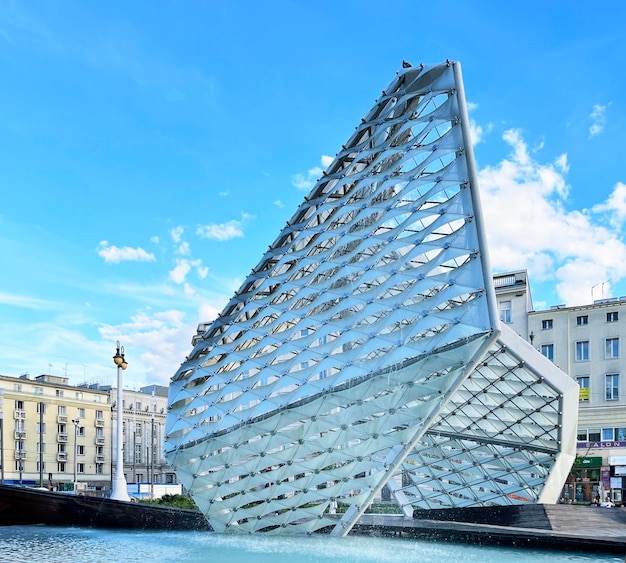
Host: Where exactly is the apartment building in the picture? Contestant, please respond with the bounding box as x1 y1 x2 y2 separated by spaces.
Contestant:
109 384 176 486
530 298 626 504
0 373 111 491
494 271 626 504
0 375 178 496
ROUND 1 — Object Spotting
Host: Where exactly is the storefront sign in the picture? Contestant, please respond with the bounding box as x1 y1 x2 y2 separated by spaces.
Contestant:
615 466 626 476
609 456 626 465
574 456 603 467
577 441 626 449
602 469 611 490
579 387 589 401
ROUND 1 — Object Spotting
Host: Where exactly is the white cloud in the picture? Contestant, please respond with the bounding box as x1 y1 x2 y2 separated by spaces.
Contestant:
99 309 196 386
150 235 159 244
320 154 334 167
169 259 192 284
479 129 626 306
0 291 57 310
170 226 184 243
273 200 284 208
196 213 251 241
292 155 333 191
292 166 323 191
589 103 608 138
169 258 208 284
176 241 190 256
97 242 156 264
592 182 626 228
465 102 492 146
219 191 229 197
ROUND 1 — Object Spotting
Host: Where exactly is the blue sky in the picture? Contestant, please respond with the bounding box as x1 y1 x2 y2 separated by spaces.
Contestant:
1 1 626 389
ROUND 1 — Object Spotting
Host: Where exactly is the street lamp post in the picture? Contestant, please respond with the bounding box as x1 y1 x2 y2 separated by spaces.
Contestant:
72 419 79 493
111 341 130 501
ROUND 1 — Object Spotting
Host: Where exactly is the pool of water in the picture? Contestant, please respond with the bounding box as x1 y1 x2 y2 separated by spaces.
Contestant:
0 526 620 563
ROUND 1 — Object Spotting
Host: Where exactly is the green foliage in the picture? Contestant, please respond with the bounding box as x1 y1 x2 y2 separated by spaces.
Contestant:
139 494 199 510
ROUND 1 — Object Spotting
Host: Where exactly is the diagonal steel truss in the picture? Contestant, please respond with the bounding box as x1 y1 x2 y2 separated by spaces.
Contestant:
164 61 577 536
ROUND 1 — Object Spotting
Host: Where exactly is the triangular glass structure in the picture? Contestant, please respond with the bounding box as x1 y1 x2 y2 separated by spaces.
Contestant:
164 61 576 536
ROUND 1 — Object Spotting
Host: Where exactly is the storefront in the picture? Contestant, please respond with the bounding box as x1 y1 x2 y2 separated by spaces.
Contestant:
608 456 626 505
571 456 602 503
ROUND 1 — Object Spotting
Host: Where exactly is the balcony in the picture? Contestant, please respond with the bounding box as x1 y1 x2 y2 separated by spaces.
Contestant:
95 437 105 446
96 455 105 463
13 410 26 420
14 450 26 461
95 419 105 427
57 415 69 424
56 452 68 462
14 431 26 440
57 433 68 443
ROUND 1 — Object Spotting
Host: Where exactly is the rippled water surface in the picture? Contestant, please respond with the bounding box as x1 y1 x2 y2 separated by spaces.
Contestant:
0 526 620 563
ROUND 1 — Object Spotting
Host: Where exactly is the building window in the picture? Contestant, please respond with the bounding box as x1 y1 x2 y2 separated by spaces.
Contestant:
588 429 601 441
96 464 104 474
577 376 589 401
541 344 554 362
77 463 85 474
96 410 104 420
600 428 626 441
77 445 85 456
58 405 66 415
58 462 66 472
542 319 553 330
606 338 620 359
607 311 619 322
77 408 85 418
56 390 64 398
34 387 43 395
499 301 512 323
36 422 46 434
75 391 83 400
577 315 588 326
37 462 45 472
37 443 45 454
602 428 614 441
78 426 85 438
37 403 46 414
575 341 590 361
606 374 620 401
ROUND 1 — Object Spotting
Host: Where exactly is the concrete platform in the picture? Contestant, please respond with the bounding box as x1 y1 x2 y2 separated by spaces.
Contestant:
352 505 626 554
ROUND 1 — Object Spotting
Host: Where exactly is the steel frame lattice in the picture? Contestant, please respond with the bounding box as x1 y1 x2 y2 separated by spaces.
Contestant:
165 61 577 536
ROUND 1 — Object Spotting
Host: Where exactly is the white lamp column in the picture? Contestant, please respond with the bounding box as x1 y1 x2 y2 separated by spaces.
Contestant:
111 341 130 501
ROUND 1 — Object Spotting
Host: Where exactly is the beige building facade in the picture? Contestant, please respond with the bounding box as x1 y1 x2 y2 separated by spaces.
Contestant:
112 384 177 489
0 373 111 491
0 375 178 496
494 271 626 504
